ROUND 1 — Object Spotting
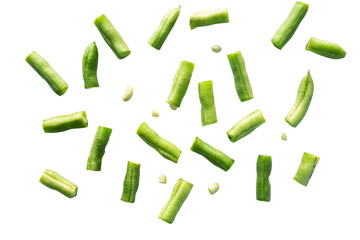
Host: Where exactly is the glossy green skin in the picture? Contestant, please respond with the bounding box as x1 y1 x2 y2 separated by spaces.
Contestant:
190 137 234 171
87 126 112 171
190 8 229 30
25 51 68 96
306 37 346 59
211 45 222 53
94 14 131 59
199 81 217 126
43 111 88 133
256 155 272 202
294 153 320 186
39 169 77 198
227 110 266 142
136 122 181 163
166 61 195 108
82 42 99 88
271 1 309 50
227 51 254 102
148 7 180 50
159 178 193 224
121 161 141 203
286 71 313 127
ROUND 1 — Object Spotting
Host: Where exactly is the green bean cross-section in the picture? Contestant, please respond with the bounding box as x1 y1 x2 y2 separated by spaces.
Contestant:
159 178 193 224
294 152 320 186
39 169 78 198
82 42 99 88
198 81 217 126
87 126 112 171
305 37 346 59
190 8 229 30
256 155 272 202
121 161 141 203
42 111 88 133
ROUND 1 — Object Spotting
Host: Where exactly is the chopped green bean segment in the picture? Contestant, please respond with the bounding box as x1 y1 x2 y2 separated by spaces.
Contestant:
43 111 88 133
227 110 266 143
190 137 234 171
136 122 181 163
159 174 167 184
159 178 193 224
121 161 141 203
86 126 112 171
211 45 222 53
122 84 134 101
256 155 272 202
281 132 288 141
208 183 219 195
294 152 320 186
306 37 346 59
39 169 78 198
199 81 217 126
190 8 229 30
82 42 99 89
25 51 68 96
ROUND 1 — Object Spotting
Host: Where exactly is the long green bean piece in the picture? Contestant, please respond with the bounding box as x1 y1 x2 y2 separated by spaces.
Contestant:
305 37 346 59
190 137 234 171
294 152 320 186
121 161 141 203
285 70 313 127
256 155 272 202
148 6 180 50
87 126 112 171
198 81 217 126
271 1 309 50
26 51 69 96
94 14 131 59
159 178 193 224
39 169 78 198
43 111 88 133
82 41 99 88
136 122 181 163
190 8 229 30
227 51 254 102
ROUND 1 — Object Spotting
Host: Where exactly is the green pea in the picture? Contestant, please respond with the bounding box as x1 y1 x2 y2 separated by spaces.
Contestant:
190 8 229 30
306 37 346 59
198 81 217 126
42 111 88 133
256 155 272 202
294 152 320 186
87 126 112 171
121 161 141 203
211 45 222 53
39 169 78 198
82 42 99 89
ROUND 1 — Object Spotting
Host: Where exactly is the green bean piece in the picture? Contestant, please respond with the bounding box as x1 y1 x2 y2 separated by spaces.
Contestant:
190 8 229 30
136 122 181 163
198 81 217 126
166 61 195 109
159 178 193 224
305 37 346 59
94 14 131 59
190 137 234 171
227 51 254 102
227 110 266 143
42 111 88 133
25 51 69 96
285 70 313 127
148 6 180 50
281 132 288 141
211 45 222 53
208 183 219 195
256 155 272 202
82 42 99 88
271 1 309 50
121 161 141 203
87 126 112 171
39 169 78 198
294 152 320 186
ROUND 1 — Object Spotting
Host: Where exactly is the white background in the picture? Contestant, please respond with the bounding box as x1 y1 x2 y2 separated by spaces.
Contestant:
0 0 358 239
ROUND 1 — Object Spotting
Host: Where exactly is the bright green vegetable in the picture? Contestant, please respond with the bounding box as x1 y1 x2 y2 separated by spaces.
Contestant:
25 51 68 96
87 126 112 171
227 51 254 102
211 45 222 53
42 111 88 133
294 152 320 186
159 178 193 224
208 183 219 195
190 137 234 171
190 8 229 30
148 6 180 50
121 161 141 203
285 70 313 127
198 81 217 126
256 155 272 202
271 1 309 50
136 122 181 163
281 132 288 141
39 169 77 198
82 42 99 88
227 110 266 143
94 14 131 59
305 37 346 59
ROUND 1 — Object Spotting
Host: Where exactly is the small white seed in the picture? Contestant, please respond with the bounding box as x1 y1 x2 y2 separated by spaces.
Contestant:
208 183 219 195
159 175 167 184
122 85 133 101
152 109 159 117
169 104 178 110
281 132 287 141
211 45 222 53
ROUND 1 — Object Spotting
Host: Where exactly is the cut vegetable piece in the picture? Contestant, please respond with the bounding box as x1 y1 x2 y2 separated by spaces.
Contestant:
198 81 217 126
208 183 219 195
159 175 167 184
256 155 272 202
121 161 141 203
190 8 229 30
281 132 288 141
87 126 112 171
39 169 77 198
306 37 346 59
82 42 99 88
294 152 320 186
43 111 88 133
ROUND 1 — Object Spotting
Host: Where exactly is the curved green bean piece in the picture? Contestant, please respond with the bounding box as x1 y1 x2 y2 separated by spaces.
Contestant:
256 155 272 202
94 14 131 59
227 51 254 102
190 137 234 171
82 42 99 88
136 122 181 163
121 161 141 203
39 169 77 198
190 8 229 30
148 6 180 50
159 178 193 224
199 81 217 126
166 61 195 109
294 152 320 186
25 51 68 96
271 1 309 50
285 71 313 127
306 37 346 59
227 110 266 143
87 126 112 171
43 111 88 133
